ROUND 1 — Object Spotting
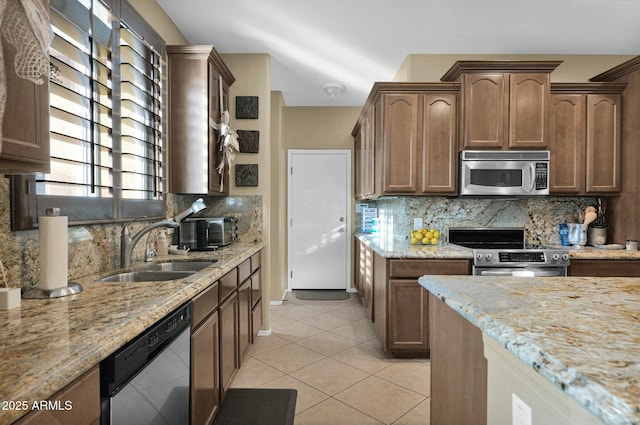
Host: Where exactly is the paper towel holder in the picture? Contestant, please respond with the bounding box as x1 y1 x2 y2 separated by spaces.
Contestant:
22 208 83 299
22 283 83 299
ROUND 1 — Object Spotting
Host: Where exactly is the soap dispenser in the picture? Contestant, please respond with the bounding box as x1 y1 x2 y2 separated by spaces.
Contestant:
157 230 169 256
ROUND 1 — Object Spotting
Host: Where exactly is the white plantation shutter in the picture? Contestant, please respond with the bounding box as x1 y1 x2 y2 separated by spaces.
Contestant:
12 0 166 228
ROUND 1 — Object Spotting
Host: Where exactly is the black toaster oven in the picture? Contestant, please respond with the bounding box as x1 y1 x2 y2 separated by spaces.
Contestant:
178 217 238 250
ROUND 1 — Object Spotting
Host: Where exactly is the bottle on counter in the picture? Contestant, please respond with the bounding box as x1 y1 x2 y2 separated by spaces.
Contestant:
157 230 169 256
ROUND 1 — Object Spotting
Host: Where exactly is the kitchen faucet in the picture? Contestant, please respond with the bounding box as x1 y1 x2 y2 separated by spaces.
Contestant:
120 198 207 267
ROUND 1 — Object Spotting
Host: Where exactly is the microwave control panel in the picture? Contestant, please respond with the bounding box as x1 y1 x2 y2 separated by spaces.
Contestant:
535 163 548 190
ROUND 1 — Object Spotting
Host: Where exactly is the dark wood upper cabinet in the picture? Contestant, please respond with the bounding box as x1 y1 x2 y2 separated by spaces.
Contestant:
167 45 235 195
441 61 560 150
352 83 460 199
549 83 626 195
0 39 50 174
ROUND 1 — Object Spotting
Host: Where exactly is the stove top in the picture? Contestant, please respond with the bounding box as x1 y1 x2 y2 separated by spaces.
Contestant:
448 227 570 267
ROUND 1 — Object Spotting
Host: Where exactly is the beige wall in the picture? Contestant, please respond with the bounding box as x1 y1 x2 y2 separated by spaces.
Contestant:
270 92 287 304
394 54 635 83
128 0 188 44
221 54 273 328
278 106 362 294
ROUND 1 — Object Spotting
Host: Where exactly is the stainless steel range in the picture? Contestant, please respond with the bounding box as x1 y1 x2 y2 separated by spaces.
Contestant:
448 228 570 277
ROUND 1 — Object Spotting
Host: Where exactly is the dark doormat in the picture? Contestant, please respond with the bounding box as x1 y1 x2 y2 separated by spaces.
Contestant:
213 388 297 425
295 290 350 301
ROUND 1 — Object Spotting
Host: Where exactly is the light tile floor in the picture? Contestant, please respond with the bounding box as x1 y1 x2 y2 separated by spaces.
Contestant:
231 292 431 425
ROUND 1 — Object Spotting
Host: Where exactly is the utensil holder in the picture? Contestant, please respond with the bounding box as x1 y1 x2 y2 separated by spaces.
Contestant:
587 226 607 246
567 223 587 247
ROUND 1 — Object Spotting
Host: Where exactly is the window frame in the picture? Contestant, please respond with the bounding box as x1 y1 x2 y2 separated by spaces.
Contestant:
10 0 167 231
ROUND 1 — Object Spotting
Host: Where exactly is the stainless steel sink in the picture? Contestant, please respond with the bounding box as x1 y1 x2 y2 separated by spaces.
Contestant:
143 260 216 272
98 270 195 282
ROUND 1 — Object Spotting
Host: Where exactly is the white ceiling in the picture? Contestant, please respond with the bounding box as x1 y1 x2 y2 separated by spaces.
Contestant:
157 0 640 107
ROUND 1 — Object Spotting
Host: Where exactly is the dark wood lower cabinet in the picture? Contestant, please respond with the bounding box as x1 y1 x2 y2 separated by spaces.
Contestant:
430 295 487 425
388 280 429 352
13 367 100 425
219 290 239 403
238 279 251 365
370 252 471 357
191 311 220 425
569 259 640 277
190 250 261 424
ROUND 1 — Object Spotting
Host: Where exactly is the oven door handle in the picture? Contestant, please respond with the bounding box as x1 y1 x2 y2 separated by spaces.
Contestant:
477 269 563 277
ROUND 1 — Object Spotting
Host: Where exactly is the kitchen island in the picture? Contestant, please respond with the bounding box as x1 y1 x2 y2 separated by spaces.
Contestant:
0 243 262 425
419 274 640 425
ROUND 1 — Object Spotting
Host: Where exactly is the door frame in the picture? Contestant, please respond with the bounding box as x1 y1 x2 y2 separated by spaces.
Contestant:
287 149 352 292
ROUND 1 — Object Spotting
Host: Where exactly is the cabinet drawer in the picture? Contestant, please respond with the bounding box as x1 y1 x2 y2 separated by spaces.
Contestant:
238 258 251 284
219 268 238 302
251 251 261 273
192 282 219 327
389 259 470 278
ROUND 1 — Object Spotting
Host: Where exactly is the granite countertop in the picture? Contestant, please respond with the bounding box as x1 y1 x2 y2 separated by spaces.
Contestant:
355 233 474 259
0 243 262 425
419 274 640 425
355 233 640 261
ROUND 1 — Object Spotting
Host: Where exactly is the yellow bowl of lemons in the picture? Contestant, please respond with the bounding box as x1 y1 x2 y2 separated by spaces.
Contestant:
410 227 441 245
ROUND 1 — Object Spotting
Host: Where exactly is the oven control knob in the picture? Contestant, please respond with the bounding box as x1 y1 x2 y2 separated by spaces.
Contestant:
476 254 484 262
552 253 560 261
485 254 493 261
562 253 570 261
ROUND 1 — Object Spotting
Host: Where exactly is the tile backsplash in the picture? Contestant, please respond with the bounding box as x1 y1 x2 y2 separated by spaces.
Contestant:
360 196 596 245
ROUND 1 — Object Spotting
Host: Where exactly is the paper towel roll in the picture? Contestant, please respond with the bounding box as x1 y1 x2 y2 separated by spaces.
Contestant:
39 214 68 290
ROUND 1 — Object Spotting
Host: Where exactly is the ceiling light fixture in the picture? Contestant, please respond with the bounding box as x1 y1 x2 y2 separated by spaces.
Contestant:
322 82 345 98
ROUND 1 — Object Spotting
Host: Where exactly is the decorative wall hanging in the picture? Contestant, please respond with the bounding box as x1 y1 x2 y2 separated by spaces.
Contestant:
237 130 259 153
0 0 50 154
236 96 259 119
209 79 239 191
235 164 258 186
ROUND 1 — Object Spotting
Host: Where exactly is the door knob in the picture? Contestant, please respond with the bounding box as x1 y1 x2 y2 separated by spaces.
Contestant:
339 217 345 222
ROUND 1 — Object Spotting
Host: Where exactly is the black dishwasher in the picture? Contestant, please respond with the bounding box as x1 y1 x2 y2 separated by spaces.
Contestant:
100 302 191 425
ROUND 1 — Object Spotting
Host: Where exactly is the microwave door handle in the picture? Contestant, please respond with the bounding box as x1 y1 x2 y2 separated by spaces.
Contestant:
526 163 535 192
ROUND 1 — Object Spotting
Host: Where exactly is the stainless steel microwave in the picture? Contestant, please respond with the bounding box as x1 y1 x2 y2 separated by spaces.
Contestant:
459 150 550 196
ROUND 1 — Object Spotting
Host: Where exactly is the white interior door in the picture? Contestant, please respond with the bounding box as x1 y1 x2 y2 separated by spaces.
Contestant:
288 150 351 290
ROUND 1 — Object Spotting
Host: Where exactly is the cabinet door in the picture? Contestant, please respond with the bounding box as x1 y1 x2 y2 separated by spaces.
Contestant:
354 131 364 200
549 94 586 194
0 39 50 173
219 291 238 403
586 94 621 193
191 311 220 425
462 73 507 149
250 270 261 310
238 279 251 365
14 367 100 425
361 106 375 198
168 47 209 194
381 94 420 193
252 300 262 342
421 94 458 194
360 242 374 320
208 70 230 195
388 280 429 352
508 73 550 149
